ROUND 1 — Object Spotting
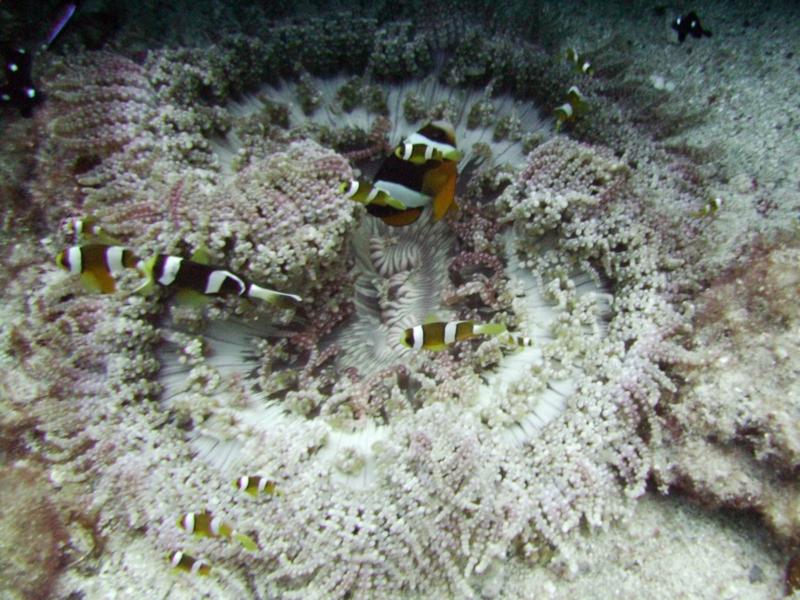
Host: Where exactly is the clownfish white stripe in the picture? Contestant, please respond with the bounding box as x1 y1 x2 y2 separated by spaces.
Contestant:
210 516 223 537
444 321 459 345
412 325 424 350
106 246 126 275
190 558 207 574
238 476 250 491
159 256 182 285
400 143 413 161
557 103 573 117
206 270 244 295
373 180 431 208
183 513 195 533
344 180 359 197
171 551 184 568
405 132 457 155
67 246 82 274
257 478 268 493
366 186 379 202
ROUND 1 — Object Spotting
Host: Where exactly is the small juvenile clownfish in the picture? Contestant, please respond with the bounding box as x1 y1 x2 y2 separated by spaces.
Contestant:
233 476 279 497
691 196 722 218
554 85 588 132
1 47 42 118
369 120 460 226
139 254 302 308
56 244 140 294
564 47 593 75
400 320 509 351
63 215 121 245
672 11 712 43
169 550 211 576
178 510 259 552
339 180 408 211
501 332 533 348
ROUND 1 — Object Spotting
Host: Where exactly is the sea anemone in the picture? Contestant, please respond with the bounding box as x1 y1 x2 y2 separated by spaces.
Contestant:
4 6 790 599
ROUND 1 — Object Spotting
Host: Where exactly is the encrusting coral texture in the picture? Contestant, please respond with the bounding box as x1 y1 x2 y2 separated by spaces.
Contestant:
1 4 798 599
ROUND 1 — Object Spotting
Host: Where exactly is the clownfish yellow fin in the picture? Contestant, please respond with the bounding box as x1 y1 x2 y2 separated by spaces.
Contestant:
423 313 441 324
79 272 112 294
380 207 423 227
175 288 212 308
233 532 259 552
190 246 212 265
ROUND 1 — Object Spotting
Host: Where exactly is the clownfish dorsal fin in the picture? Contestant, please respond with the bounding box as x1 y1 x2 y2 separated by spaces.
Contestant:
190 246 212 265
473 322 507 337
423 313 442 324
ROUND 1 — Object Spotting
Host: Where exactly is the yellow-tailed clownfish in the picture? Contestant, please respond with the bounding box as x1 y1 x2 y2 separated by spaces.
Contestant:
691 196 722 218
400 320 509 351
233 476 279 497
370 121 459 226
63 215 121 245
169 550 211 576
177 510 258 552
565 47 593 75
139 254 301 308
56 244 140 294
554 86 588 132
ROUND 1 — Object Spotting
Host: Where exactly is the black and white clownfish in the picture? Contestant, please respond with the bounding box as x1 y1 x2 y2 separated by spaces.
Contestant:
366 120 460 226
400 320 509 351
1 47 42 118
564 47 593 75
138 254 302 308
55 244 140 293
233 476 279 497
672 11 712 43
178 510 258 552
169 551 211 576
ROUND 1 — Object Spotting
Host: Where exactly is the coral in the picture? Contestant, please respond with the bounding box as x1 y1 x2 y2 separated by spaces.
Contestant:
0 465 69 600
655 240 800 540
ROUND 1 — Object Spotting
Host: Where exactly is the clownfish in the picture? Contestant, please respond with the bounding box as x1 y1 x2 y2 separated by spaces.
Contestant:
554 86 588 132
394 140 463 165
1 47 42 118
339 180 408 211
63 215 120 245
56 244 140 293
691 196 722 218
400 320 509 351
177 511 258 552
138 254 302 308
672 12 712 43
564 47 593 75
233 476 279 497
369 121 460 226
169 551 211 576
